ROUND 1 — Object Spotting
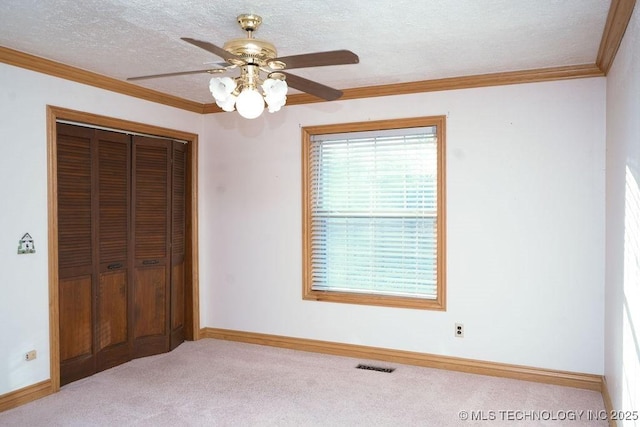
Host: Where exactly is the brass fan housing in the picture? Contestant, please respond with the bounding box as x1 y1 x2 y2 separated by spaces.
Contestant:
223 38 277 65
223 14 277 66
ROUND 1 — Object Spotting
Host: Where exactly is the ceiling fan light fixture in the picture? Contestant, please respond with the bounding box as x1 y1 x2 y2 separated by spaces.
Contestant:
235 87 265 119
123 14 358 119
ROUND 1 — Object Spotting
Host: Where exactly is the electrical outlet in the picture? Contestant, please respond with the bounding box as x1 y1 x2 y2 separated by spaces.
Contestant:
455 323 464 338
25 350 37 361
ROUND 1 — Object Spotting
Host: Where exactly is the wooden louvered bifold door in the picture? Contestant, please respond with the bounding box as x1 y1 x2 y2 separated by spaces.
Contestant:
170 141 186 350
57 123 186 385
131 136 171 358
57 124 95 386
95 130 131 372
57 125 131 385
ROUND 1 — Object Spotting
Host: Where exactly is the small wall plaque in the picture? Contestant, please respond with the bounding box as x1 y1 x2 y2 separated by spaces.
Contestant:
18 233 36 254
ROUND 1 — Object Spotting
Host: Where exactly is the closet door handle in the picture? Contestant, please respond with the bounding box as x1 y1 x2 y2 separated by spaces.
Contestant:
107 263 123 270
142 259 160 265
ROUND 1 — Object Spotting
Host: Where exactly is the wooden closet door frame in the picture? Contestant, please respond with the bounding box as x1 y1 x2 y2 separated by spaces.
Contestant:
47 105 200 392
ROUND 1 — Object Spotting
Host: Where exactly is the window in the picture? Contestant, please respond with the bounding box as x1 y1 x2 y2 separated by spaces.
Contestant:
302 116 446 310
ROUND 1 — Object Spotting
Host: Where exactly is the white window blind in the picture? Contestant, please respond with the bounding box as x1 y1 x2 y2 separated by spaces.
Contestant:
309 126 438 299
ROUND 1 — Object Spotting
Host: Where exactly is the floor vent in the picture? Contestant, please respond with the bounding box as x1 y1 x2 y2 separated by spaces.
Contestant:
356 364 395 373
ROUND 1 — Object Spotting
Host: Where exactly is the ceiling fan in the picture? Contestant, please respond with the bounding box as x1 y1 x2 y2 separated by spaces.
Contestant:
127 14 359 118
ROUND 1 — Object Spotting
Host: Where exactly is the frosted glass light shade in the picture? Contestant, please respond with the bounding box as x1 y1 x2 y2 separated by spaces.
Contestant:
209 77 236 100
262 78 288 98
216 94 237 112
263 78 288 113
235 88 265 119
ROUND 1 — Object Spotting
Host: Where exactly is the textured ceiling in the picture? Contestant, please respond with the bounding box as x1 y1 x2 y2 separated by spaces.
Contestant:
0 0 611 104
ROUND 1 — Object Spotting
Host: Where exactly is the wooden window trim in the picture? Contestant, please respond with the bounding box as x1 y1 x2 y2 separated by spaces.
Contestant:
301 116 447 310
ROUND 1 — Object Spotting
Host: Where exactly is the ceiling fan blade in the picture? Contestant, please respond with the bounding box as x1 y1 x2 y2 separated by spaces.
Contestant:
282 72 343 101
127 68 225 81
273 50 359 70
181 37 244 63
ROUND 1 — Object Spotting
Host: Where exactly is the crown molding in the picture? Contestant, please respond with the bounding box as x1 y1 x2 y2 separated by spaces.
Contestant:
203 63 603 113
0 45 205 113
284 64 604 107
1 45 604 116
597 0 637 74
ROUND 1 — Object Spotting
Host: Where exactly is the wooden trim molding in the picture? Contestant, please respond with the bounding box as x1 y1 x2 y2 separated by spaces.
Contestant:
187 134 201 340
46 108 61 393
301 116 446 311
46 105 201 392
203 64 604 112
601 376 617 427
0 380 52 412
0 46 205 113
596 0 637 74
1 44 603 115
283 64 604 107
201 328 603 391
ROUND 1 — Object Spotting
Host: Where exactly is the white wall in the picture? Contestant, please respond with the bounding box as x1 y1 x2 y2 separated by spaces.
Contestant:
0 63 203 396
605 3 640 420
0 59 608 398
201 77 606 374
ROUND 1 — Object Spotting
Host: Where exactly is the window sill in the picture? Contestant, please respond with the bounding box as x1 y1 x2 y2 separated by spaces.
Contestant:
303 289 446 311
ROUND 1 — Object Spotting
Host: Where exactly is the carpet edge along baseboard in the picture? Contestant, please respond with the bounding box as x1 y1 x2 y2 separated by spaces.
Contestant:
201 327 603 391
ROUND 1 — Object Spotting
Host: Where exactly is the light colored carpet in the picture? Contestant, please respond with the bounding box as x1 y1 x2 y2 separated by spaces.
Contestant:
0 339 606 426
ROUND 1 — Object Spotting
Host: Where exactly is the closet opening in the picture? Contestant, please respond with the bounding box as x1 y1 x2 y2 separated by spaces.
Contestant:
47 106 199 390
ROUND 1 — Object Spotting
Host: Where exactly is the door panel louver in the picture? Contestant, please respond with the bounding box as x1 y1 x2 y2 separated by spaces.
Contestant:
57 126 92 270
172 144 186 258
134 142 169 259
97 132 130 264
